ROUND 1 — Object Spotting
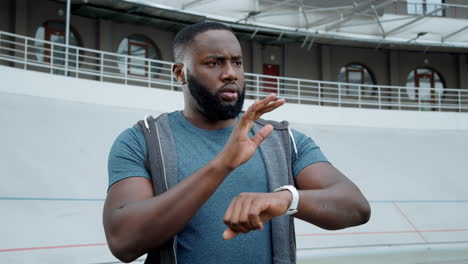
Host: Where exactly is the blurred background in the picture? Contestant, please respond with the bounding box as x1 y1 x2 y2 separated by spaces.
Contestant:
1 0 467 263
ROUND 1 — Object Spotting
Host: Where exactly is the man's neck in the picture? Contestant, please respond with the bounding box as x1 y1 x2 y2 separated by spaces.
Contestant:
182 109 238 130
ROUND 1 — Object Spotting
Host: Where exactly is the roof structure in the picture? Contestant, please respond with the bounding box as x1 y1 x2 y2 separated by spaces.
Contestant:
63 0 468 52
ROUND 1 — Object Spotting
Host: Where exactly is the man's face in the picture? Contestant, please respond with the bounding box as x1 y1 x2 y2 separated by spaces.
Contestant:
186 71 245 120
184 30 245 120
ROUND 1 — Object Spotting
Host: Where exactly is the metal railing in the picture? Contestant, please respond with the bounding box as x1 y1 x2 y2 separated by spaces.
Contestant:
396 0 468 18
0 30 467 112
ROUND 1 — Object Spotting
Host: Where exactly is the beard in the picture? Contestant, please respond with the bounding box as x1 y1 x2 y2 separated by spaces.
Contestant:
186 73 245 121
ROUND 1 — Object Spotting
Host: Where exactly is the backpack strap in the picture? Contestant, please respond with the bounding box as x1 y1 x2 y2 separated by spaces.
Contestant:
136 113 178 264
252 118 297 264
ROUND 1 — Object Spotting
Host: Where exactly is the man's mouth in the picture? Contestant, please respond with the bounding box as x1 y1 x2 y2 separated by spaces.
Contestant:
219 85 239 102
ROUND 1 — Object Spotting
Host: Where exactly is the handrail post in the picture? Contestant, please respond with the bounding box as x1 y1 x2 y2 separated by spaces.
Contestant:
398 87 401 110
170 63 174 91
75 48 79 78
277 77 280 96
23 38 27 69
378 85 381 109
50 44 54 74
297 80 300 104
148 60 151 88
256 75 260 100
318 82 321 106
338 83 341 107
358 85 361 108
100 52 104 81
459 90 462 112
438 91 441 111
418 88 421 111
124 55 128 85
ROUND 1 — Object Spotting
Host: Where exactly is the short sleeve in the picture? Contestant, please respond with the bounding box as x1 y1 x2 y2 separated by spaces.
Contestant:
107 126 151 189
290 129 330 177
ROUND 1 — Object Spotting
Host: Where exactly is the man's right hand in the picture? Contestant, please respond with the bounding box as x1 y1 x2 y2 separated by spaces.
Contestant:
218 94 285 171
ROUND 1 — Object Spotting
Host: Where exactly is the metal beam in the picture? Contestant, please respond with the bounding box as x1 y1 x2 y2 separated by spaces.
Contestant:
442 26 468 42
250 28 258 39
303 5 354 12
307 37 315 50
301 35 309 48
277 31 284 41
386 6 446 36
182 0 215 10
297 0 309 28
325 0 395 32
236 0 293 23
372 5 386 37
324 1 374 32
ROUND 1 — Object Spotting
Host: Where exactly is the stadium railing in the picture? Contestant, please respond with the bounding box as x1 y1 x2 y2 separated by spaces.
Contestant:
0 30 467 112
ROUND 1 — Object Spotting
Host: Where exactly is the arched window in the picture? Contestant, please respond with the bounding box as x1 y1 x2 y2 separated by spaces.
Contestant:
337 63 376 96
117 35 159 77
34 21 81 74
406 68 444 105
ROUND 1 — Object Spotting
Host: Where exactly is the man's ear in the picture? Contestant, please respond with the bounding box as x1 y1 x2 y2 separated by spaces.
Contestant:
172 63 186 84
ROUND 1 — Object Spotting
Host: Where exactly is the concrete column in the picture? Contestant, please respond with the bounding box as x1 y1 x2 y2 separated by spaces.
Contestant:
388 50 400 86
14 0 27 36
457 54 468 89
320 45 331 81
98 19 112 52
251 41 263 74
13 0 28 69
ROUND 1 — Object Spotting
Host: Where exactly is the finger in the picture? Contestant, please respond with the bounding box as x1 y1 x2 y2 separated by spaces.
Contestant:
239 100 260 126
250 124 273 146
223 196 238 227
224 196 249 234
254 99 285 119
248 205 263 230
239 197 256 231
259 94 278 106
259 212 274 224
245 95 276 119
229 196 251 234
249 199 271 230
223 228 238 240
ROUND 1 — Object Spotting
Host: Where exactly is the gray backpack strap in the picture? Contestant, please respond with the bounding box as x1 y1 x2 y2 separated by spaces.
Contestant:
136 113 178 264
252 118 297 264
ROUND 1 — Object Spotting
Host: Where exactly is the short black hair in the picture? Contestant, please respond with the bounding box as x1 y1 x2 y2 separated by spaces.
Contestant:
173 22 235 63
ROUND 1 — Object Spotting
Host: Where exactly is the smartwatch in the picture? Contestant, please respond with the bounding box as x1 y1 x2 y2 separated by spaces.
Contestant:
273 185 299 215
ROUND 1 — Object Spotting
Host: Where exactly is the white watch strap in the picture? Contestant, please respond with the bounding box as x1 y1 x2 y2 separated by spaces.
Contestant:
273 185 299 215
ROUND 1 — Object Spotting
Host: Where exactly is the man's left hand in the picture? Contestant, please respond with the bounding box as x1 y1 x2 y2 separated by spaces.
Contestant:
223 190 293 240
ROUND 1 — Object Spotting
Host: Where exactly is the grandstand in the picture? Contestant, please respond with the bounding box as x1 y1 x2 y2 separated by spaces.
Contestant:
1 0 468 263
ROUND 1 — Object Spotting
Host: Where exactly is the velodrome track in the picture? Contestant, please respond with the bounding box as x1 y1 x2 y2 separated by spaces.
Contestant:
1 66 468 263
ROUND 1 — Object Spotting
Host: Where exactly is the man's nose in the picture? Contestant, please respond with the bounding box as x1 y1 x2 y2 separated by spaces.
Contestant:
221 62 238 82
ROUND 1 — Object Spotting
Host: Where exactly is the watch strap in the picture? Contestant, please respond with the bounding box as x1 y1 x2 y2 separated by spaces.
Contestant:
274 185 299 215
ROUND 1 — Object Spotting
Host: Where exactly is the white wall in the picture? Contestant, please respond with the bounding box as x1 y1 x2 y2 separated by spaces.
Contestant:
1 66 468 263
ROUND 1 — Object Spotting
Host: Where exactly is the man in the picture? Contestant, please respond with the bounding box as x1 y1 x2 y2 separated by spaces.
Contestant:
104 22 370 264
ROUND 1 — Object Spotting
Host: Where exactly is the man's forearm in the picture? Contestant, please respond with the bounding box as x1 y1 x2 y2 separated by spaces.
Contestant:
105 156 232 262
295 182 371 230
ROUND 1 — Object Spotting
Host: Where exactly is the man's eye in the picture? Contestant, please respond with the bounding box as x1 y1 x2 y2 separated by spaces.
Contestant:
234 61 242 66
207 61 219 66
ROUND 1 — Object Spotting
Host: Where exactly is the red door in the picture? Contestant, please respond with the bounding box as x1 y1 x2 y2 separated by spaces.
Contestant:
262 64 280 94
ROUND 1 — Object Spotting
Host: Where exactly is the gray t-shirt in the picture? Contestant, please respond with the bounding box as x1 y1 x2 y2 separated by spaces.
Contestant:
108 111 329 264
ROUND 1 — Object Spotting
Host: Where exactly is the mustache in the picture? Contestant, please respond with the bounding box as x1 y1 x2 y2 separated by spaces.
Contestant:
219 82 240 93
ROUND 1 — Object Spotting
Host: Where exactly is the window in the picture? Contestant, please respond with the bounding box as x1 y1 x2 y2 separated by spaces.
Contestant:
407 0 444 16
406 68 444 106
34 21 81 74
117 35 159 77
337 64 375 96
